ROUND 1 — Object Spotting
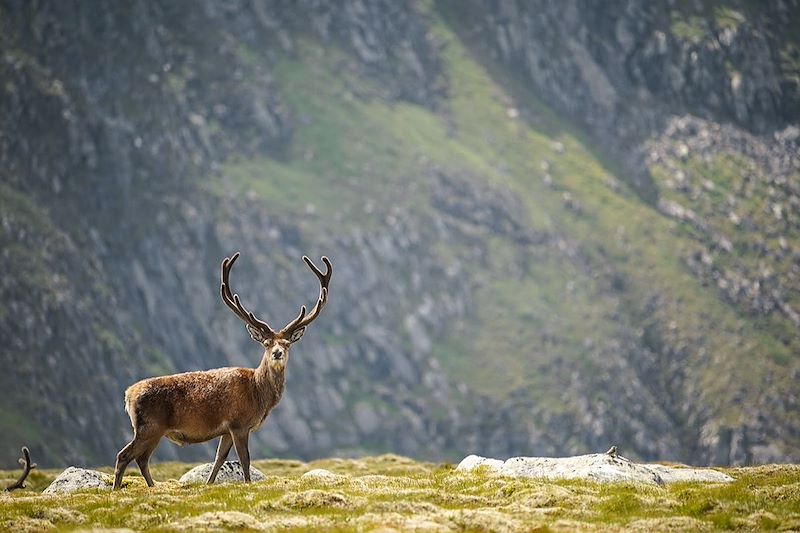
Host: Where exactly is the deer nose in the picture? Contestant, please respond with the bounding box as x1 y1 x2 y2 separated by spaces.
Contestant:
272 349 284 360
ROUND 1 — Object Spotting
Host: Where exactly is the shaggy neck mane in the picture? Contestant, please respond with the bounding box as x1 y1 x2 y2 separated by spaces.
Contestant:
254 353 285 408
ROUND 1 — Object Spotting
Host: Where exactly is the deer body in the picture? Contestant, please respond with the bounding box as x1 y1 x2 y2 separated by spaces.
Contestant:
124 365 284 446
113 253 331 490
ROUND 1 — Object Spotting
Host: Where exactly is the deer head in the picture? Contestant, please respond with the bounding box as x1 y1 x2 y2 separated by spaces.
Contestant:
220 252 332 371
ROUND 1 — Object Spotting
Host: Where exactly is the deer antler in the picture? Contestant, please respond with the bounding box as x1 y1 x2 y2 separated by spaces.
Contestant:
5 447 36 491
280 256 332 337
221 252 276 340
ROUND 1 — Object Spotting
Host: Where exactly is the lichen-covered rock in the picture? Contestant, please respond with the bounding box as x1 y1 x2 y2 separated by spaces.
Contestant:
178 461 266 484
455 455 505 472
301 468 343 481
43 467 112 494
456 453 733 485
299 468 362 489
644 463 734 484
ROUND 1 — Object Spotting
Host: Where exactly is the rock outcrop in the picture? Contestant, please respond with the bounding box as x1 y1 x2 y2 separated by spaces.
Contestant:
457 453 733 485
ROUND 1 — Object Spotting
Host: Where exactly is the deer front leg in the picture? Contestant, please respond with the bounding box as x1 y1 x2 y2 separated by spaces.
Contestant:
231 430 251 482
206 434 233 484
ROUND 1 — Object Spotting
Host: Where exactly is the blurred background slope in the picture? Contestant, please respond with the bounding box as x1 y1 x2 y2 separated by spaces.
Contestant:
0 0 797 468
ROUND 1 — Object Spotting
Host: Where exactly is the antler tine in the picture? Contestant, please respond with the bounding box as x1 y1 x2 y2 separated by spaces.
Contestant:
220 252 276 337
220 254 249 323
280 256 332 335
5 446 36 491
303 255 332 283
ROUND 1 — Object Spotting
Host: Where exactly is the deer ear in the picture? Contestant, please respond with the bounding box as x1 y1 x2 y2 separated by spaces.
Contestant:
289 327 306 343
246 325 266 344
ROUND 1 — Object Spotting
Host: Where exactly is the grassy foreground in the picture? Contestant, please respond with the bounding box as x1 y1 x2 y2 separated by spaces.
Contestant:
0 455 798 532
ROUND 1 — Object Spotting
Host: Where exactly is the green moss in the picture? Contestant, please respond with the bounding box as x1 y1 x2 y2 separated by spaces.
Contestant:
208 155 351 220
671 12 707 42
779 47 800 78
713 6 746 30
93 326 126 357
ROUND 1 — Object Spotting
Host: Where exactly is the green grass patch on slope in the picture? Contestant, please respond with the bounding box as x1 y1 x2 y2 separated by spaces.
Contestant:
205 40 433 232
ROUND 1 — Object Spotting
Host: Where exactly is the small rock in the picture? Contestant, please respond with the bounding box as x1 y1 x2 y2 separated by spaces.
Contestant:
43 467 112 494
457 454 505 471
301 468 342 480
644 463 734 483
179 461 266 484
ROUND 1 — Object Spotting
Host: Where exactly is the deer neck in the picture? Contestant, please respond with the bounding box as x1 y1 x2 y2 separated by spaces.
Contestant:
254 353 286 408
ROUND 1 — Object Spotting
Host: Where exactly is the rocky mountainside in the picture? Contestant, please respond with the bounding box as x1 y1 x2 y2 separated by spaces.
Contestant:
1 0 798 468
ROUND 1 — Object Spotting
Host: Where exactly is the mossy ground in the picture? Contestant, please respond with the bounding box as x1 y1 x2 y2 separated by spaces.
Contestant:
0 455 798 531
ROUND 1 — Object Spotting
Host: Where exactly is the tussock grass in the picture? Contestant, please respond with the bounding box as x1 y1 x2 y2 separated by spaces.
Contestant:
1 456 799 531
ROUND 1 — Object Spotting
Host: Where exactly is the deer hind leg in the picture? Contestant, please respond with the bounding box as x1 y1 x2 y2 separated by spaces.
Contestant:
115 437 151 490
231 431 252 482
206 434 233 484
114 440 135 490
135 437 161 487
114 430 159 490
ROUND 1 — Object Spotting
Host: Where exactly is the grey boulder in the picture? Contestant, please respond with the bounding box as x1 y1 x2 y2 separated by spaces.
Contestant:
43 467 112 494
179 461 266 484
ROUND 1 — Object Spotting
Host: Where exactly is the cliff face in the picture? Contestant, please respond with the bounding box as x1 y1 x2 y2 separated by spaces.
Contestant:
1 0 798 468
452 0 799 195
465 0 799 132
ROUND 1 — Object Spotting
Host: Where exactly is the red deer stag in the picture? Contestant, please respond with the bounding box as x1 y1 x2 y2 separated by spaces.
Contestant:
113 252 331 490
